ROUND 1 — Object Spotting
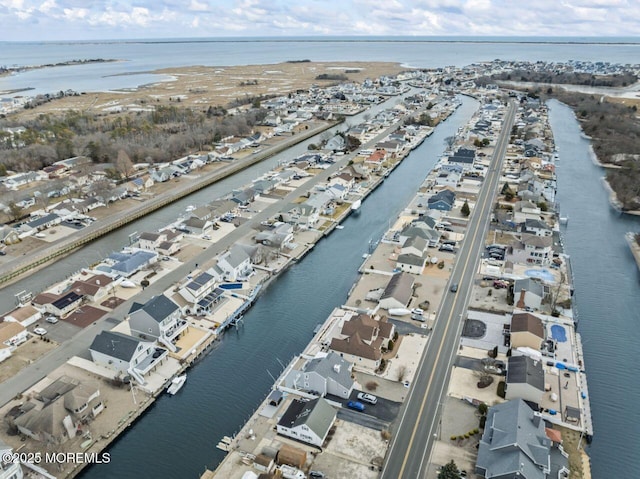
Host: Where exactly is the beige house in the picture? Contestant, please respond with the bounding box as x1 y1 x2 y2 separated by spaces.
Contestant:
510 312 545 350
0 321 28 348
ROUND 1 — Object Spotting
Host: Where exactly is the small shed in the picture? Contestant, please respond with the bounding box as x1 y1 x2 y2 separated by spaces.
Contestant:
253 454 274 473
268 390 283 407
276 443 307 468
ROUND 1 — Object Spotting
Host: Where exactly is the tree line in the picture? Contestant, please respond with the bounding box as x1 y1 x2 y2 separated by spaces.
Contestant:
0 104 268 173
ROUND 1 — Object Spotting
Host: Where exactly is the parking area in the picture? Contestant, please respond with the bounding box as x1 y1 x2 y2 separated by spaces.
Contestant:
328 389 401 426
31 318 81 343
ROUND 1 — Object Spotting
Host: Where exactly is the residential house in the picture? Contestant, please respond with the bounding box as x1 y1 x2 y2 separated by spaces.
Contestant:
396 253 427 275
0 321 28 348
364 149 387 168
14 397 77 444
68 274 113 303
217 245 253 281
435 170 461 188
399 219 441 247
0 438 23 479
129 294 185 351
0 225 20 245
254 223 294 250
280 203 319 229
138 232 163 250
505 355 545 405
513 200 542 223
184 216 215 235
230 187 256 206
89 330 167 384
284 351 354 399
378 272 415 311
401 236 428 257
524 218 553 237
25 213 62 232
447 147 476 171
513 279 545 311
44 291 83 318
427 189 456 211
276 397 337 448
329 313 394 371
178 271 218 313
2 172 39 190
209 199 237 219
476 399 568 479
107 250 157 277
151 166 175 183
330 173 356 190
2 304 42 327
324 135 346 152
511 312 546 350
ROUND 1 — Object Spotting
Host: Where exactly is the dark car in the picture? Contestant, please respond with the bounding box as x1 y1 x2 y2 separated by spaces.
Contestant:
346 400 365 412
309 472 325 478
450 283 458 293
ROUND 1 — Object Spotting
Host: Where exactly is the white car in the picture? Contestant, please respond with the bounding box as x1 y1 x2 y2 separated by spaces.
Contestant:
33 327 47 336
411 308 424 316
45 316 58 324
357 392 378 405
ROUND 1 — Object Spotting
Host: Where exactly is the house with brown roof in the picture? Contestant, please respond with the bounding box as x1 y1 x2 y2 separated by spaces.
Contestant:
68 274 113 302
329 313 395 372
0 321 28 348
511 312 546 350
2 304 42 327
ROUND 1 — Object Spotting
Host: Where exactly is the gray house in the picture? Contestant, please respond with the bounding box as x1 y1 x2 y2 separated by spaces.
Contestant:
276 397 337 448
506 355 545 405
89 330 166 385
476 399 569 479
128 294 185 352
284 352 354 399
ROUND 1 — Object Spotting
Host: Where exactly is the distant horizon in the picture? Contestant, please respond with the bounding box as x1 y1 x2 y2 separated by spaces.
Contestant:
2 35 640 45
2 0 640 42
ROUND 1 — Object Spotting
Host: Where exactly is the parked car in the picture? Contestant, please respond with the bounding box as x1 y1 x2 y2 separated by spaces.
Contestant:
346 400 365 412
411 313 426 322
33 327 47 336
45 316 58 324
309 471 325 478
357 392 378 405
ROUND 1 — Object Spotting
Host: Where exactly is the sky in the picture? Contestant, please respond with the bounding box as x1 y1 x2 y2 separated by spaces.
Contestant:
0 0 639 41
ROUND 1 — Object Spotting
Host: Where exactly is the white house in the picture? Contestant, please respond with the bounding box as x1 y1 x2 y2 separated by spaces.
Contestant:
276 397 337 448
217 245 253 281
89 330 167 385
0 321 28 349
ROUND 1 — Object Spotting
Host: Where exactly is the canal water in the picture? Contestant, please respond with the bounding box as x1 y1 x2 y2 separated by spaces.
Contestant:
549 100 640 477
78 97 479 479
0 94 409 313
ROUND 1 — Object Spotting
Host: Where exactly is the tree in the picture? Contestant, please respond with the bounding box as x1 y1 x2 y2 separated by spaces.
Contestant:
461 200 470 217
7 201 24 222
115 149 134 180
438 460 461 479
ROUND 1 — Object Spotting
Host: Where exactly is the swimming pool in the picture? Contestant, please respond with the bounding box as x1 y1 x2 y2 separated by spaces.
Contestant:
524 268 555 282
550 324 567 342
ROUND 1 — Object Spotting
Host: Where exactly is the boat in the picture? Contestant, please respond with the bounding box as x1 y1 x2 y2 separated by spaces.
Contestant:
185 205 196 212
351 199 362 211
34 233 46 238
335 225 344 230
120 280 136 288
167 374 186 395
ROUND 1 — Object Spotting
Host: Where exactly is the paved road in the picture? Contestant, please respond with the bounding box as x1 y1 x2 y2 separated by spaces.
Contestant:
0 109 423 407
380 102 516 479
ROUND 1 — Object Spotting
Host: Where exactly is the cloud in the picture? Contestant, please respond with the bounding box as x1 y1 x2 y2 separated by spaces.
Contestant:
0 0 639 40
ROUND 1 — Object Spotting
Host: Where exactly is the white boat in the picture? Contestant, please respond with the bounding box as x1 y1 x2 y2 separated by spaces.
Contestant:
34 233 46 238
120 280 136 288
351 199 362 211
167 374 186 395
335 225 344 230
185 205 196 212
388 308 411 316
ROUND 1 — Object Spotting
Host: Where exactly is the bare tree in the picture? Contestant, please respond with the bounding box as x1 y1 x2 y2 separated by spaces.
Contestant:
7 201 23 222
115 150 134 180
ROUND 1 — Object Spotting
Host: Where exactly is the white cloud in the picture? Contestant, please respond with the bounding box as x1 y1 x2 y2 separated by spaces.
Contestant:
188 0 208 12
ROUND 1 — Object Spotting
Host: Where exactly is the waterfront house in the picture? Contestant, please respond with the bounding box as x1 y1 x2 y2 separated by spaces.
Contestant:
0 321 28 348
107 250 157 277
276 397 337 448
14 396 77 444
513 279 545 311
401 235 428 257
476 399 568 479
505 355 545 405
435 170 461 188
68 274 113 303
329 313 394 372
447 147 476 171
324 134 346 152
280 203 319 229
427 189 456 211
151 166 174 183
178 271 218 311
184 216 215 235
44 291 83 318
254 223 294 250
26 213 62 232
2 304 42 327
89 330 167 384
523 218 553 237
217 245 253 281
510 312 546 350
230 187 256 207
508 234 553 266
396 253 428 275
129 294 185 351
284 351 354 399
378 272 415 311
138 231 163 250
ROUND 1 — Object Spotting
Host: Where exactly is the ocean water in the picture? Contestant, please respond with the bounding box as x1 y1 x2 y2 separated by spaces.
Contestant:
1 36 639 96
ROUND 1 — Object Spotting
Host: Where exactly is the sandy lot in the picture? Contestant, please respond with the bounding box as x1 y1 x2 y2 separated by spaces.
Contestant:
0 337 58 383
13 61 406 120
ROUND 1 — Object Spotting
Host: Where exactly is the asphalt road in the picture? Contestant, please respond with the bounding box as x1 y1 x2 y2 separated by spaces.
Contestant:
380 101 516 479
0 109 420 407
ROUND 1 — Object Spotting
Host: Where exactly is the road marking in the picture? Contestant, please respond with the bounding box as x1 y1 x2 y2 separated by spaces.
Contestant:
394 103 515 478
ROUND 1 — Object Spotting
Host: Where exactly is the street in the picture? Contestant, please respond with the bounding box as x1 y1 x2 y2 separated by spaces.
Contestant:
380 102 516 479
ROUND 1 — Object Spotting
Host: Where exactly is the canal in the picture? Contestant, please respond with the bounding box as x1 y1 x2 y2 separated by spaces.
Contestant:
0 94 411 313
78 97 479 479
549 100 640 477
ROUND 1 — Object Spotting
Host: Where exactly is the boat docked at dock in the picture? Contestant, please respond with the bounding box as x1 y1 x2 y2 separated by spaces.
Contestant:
167 374 186 395
351 199 362 211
